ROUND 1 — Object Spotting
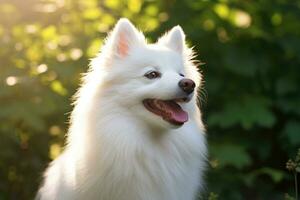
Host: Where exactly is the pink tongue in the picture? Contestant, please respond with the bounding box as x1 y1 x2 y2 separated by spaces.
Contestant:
163 101 188 123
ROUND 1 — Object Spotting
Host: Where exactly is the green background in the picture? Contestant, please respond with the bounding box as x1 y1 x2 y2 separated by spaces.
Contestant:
0 0 299 199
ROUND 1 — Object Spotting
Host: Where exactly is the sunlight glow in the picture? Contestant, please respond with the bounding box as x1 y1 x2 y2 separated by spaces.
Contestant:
56 53 67 62
25 24 38 34
70 48 83 60
6 76 18 86
234 11 251 28
37 64 48 74
49 125 61 136
59 35 72 46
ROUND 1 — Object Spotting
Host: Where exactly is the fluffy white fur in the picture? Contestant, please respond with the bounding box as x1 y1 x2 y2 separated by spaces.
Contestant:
37 18 207 200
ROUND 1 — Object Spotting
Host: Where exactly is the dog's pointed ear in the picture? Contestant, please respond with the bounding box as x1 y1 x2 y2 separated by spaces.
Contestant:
159 25 185 54
109 18 144 58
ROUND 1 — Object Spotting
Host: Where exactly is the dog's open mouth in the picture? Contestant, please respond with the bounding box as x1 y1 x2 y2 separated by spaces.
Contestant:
143 99 188 126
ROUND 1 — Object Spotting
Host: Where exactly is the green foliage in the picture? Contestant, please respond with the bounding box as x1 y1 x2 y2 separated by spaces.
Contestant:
208 192 219 200
284 193 296 200
208 96 275 129
210 143 252 169
284 122 300 146
0 0 300 199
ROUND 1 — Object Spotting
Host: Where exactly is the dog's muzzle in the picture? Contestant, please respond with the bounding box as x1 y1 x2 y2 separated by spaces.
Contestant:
178 78 195 95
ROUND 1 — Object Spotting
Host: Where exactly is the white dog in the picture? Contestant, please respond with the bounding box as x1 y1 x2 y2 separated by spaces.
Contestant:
37 18 207 200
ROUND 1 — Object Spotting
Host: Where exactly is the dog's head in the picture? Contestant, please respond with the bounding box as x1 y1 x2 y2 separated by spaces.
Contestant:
89 18 202 129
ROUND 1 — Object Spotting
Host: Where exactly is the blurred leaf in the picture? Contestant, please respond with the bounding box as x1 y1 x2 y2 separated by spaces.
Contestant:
211 144 252 169
104 0 119 10
224 48 257 77
277 97 300 115
101 14 115 26
128 0 142 13
214 3 230 19
276 77 298 96
145 5 159 16
245 167 285 186
0 102 46 131
208 192 219 200
41 26 57 41
50 143 62 160
26 44 43 61
259 168 285 183
82 8 101 20
271 13 282 26
208 96 275 129
283 121 300 146
50 80 68 96
87 39 102 57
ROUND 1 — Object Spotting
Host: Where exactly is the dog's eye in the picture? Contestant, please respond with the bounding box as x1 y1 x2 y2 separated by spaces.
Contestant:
179 73 185 77
144 71 161 79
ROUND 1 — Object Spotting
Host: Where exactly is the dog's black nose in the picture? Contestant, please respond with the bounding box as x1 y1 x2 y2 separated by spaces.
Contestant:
178 78 195 94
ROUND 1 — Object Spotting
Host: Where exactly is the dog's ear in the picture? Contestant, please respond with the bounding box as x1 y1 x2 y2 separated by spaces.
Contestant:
158 25 185 54
109 18 145 58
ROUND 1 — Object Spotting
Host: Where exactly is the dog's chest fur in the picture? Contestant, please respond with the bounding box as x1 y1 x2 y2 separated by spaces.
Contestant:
72 121 206 200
